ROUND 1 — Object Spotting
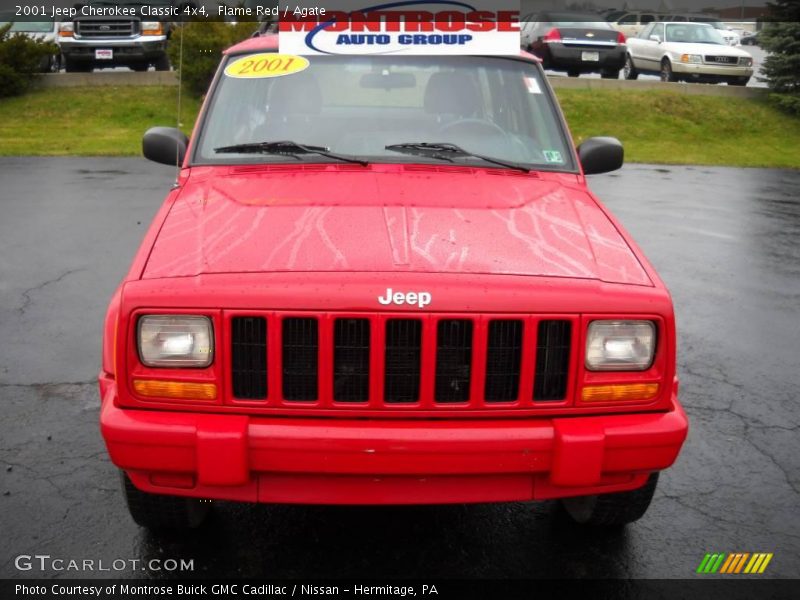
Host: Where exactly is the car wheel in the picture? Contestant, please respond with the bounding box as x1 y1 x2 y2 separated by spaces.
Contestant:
154 55 171 71
730 77 749 86
660 59 677 83
50 54 62 73
560 472 659 527
122 472 210 530
130 63 149 72
601 69 621 79
623 54 639 80
64 58 92 73
567 70 581 78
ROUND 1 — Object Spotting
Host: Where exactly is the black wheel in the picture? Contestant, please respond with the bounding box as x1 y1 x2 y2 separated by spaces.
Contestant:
601 69 621 80
567 69 581 78
130 63 149 72
121 472 210 530
623 54 639 80
560 472 659 527
154 54 171 71
730 77 749 86
64 58 91 73
660 59 677 82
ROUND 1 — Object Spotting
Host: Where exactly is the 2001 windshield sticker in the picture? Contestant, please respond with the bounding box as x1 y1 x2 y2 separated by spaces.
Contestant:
224 54 310 79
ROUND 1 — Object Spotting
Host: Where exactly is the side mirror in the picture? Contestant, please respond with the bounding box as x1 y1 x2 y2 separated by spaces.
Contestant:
577 137 624 175
650 35 662 42
142 127 188 166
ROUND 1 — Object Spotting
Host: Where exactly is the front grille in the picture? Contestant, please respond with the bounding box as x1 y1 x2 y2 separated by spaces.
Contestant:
282 318 318 401
231 317 267 400
384 319 422 403
229 313 574 409
334 319 370 402
76 20 139 38
534 320 572 401
485 320 523 402
435 320 473 403
704 55 738 65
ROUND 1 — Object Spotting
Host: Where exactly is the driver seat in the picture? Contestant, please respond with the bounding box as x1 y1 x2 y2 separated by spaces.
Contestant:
423 72 483 124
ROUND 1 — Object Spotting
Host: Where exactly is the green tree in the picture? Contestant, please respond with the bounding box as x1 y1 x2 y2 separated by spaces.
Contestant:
759 1 800 114
0 24 58 98
168 21 257 96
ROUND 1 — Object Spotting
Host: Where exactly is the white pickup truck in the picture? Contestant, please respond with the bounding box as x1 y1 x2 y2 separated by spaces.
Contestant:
624 22 753 86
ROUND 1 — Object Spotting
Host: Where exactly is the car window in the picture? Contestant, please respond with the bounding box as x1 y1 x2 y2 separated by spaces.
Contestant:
666 23 725 44
618 13 638 24
651 24 665 40
641 14 655 24
640 23 655 39
195 55 574 171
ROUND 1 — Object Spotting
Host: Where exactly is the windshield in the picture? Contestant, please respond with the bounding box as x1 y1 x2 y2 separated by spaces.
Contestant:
0 21 53 33
194 54 574 172
542 13 615 29
665 24 726 44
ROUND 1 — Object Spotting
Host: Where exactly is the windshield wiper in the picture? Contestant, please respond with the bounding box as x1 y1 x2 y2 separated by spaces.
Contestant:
214 140 369 167
385 142 530 173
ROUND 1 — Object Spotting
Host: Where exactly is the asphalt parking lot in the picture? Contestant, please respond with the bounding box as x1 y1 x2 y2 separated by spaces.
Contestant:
0 158 798 580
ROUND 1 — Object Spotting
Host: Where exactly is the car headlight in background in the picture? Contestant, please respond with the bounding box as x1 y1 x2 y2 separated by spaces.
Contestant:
680 54 703 64
141 22 163 36
739 57 753 67
58 22 74 38
138 316 213 368
585 320 656 371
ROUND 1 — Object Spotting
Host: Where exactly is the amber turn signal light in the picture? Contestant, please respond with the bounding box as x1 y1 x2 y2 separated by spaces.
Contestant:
133 379 217 400
581 383 660 403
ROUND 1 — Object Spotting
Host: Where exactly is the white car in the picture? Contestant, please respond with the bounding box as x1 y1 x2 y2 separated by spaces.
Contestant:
624 22 754 86
0 20 61 71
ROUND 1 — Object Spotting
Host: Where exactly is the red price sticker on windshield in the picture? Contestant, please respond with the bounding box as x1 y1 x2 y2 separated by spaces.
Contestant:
224 54 310 79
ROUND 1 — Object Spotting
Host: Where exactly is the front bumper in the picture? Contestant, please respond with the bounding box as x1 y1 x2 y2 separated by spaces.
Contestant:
59 36 167 63
100 380 688 504
671 62 753 78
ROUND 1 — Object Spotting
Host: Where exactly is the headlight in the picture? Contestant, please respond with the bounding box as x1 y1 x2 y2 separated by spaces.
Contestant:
141 21 163 35
739 57 753 66
680 54 703 64
138 315 213 368
585 320 656 371
58 22 74 38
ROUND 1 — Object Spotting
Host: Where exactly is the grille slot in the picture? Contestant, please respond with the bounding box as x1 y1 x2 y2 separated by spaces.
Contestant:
484 320 523 402
334 319 370 402
76 20 139 38
704 55 738 64
534 320 572 401
231 317 268 400
282 318 318 401
384 320 422 403
435 320 473 403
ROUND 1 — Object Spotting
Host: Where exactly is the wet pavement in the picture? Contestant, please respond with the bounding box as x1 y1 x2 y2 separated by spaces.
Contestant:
0 158 798 579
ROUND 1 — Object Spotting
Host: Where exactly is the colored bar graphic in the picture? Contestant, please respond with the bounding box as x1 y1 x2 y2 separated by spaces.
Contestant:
699 552 773 575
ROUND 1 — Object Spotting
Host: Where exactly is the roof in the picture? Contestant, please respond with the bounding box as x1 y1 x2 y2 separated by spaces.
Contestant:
225 34 540 62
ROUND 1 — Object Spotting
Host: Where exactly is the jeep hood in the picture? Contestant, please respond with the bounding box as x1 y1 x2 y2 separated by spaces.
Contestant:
142 165 651 286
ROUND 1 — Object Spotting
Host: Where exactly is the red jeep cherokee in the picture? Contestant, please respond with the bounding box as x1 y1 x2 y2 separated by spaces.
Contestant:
99 35 688 529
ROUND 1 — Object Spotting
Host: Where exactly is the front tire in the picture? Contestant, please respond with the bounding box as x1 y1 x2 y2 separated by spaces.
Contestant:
624 54 639 80
121 472 210 530
660 59 678 83
154 54 171 71
567 69 581 78
64 58 91 73
560 472 659 527
601 69 621 79
730 76 749 86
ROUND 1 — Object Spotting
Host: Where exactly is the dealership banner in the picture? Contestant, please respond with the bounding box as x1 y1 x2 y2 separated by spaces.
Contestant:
277 1 521 56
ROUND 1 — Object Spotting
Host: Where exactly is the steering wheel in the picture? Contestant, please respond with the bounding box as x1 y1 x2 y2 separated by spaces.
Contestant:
438 118 508 139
